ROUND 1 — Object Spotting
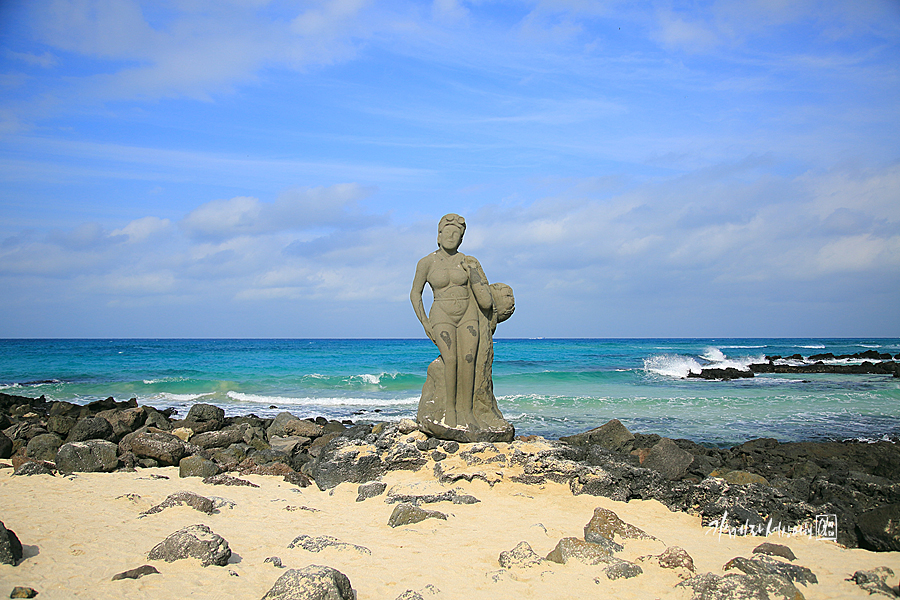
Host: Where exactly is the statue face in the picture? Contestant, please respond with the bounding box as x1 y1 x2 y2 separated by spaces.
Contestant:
438 224 463 251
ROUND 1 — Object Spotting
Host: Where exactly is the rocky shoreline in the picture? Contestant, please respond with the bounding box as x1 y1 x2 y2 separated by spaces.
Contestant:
3 389 900 599
687 350 900 380
2 389 899 557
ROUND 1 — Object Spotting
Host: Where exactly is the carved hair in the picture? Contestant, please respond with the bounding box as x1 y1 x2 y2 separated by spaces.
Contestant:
438 213 466 237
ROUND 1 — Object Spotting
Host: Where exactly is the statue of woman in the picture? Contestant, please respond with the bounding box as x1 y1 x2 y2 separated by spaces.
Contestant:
411 214 514 441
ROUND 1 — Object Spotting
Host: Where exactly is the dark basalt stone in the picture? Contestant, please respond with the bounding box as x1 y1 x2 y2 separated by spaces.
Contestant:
0 520 24 566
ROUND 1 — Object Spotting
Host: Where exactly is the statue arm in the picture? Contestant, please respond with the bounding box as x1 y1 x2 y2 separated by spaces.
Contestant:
464 256 494 311
410 256 435 343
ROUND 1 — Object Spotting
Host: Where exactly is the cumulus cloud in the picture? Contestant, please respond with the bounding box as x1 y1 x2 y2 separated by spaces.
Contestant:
180 183 375 240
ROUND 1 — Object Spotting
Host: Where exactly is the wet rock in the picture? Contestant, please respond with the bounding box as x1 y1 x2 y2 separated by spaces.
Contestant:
179 455 220 478
724 555 816 586
498 541 544 569
857 504 900 552
55 440 119 473
148 524 231 567
0 520 24 566
642 437 694 480
66 416 115 443
603 560 643 580
847 567 897 597
9 587 38 598
143 491 215 515
545 537 615 565
560 419 636 453
356 481 387 502
752 542 796 561
387 503 447 528
26 433 63 462
111 565 160 580
677 571 805 600
261 565 354 600
287 534 371 555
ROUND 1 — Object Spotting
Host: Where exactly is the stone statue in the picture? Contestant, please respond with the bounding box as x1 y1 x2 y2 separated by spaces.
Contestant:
411 214 515 443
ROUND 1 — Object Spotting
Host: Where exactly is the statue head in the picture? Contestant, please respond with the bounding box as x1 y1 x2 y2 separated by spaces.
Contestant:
437 213 466 251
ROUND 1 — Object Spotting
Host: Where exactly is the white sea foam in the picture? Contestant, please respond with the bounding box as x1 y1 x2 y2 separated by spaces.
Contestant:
799 344 826 349
143 377 188 385
225 391 417 407
156 392 215 402
701 347 727 362
643 354 703 378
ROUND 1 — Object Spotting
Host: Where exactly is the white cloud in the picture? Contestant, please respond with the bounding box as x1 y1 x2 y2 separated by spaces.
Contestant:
180 183 375 240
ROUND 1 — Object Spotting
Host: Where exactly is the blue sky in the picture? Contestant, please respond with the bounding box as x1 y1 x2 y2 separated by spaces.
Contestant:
0 0 898 338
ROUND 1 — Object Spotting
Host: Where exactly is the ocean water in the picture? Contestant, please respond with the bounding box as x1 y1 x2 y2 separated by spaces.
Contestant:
1 338 899 447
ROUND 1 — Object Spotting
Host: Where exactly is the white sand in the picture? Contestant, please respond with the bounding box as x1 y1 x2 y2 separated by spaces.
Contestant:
2 441 899 599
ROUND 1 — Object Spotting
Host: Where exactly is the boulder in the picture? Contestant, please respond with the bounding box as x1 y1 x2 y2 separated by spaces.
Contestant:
126 431 187 466
147 524 230 567
0 430 12 458
641 437 694 480
98 407 147 439
752 542 796 561
545 537 614 565
186 403 225 424
560 419 636 453
143 491 215 515
13 461 56 476
261 565 355 600
46 414 76 437
55 440 119 473
179 455 220 478
848 567 896 597
676 571 804 600
9 587 38 598
191 426 247 450
603 560 643 580
25 433 64 462
857 504 900 552
309 438 386 490
584 506 654 551
356 481 387 502
0 520 24 566
66 416 115 443
387 503 447 528
498 541 544 569
267 412 324 439
657 546 696 572
723 555 816 586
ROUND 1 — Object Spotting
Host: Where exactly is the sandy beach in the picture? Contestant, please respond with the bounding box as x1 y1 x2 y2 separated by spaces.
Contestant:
3 437 899 599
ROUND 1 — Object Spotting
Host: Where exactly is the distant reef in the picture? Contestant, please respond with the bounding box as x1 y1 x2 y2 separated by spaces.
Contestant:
687 350 900 380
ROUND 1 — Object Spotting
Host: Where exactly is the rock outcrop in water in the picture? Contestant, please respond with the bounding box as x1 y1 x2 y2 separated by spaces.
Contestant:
687 350 900 380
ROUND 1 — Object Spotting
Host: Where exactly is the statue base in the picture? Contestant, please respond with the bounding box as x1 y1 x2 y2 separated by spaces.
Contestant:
416 357 515 444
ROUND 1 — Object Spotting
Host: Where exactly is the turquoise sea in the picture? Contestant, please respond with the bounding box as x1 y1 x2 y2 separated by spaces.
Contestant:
1 338 899 447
